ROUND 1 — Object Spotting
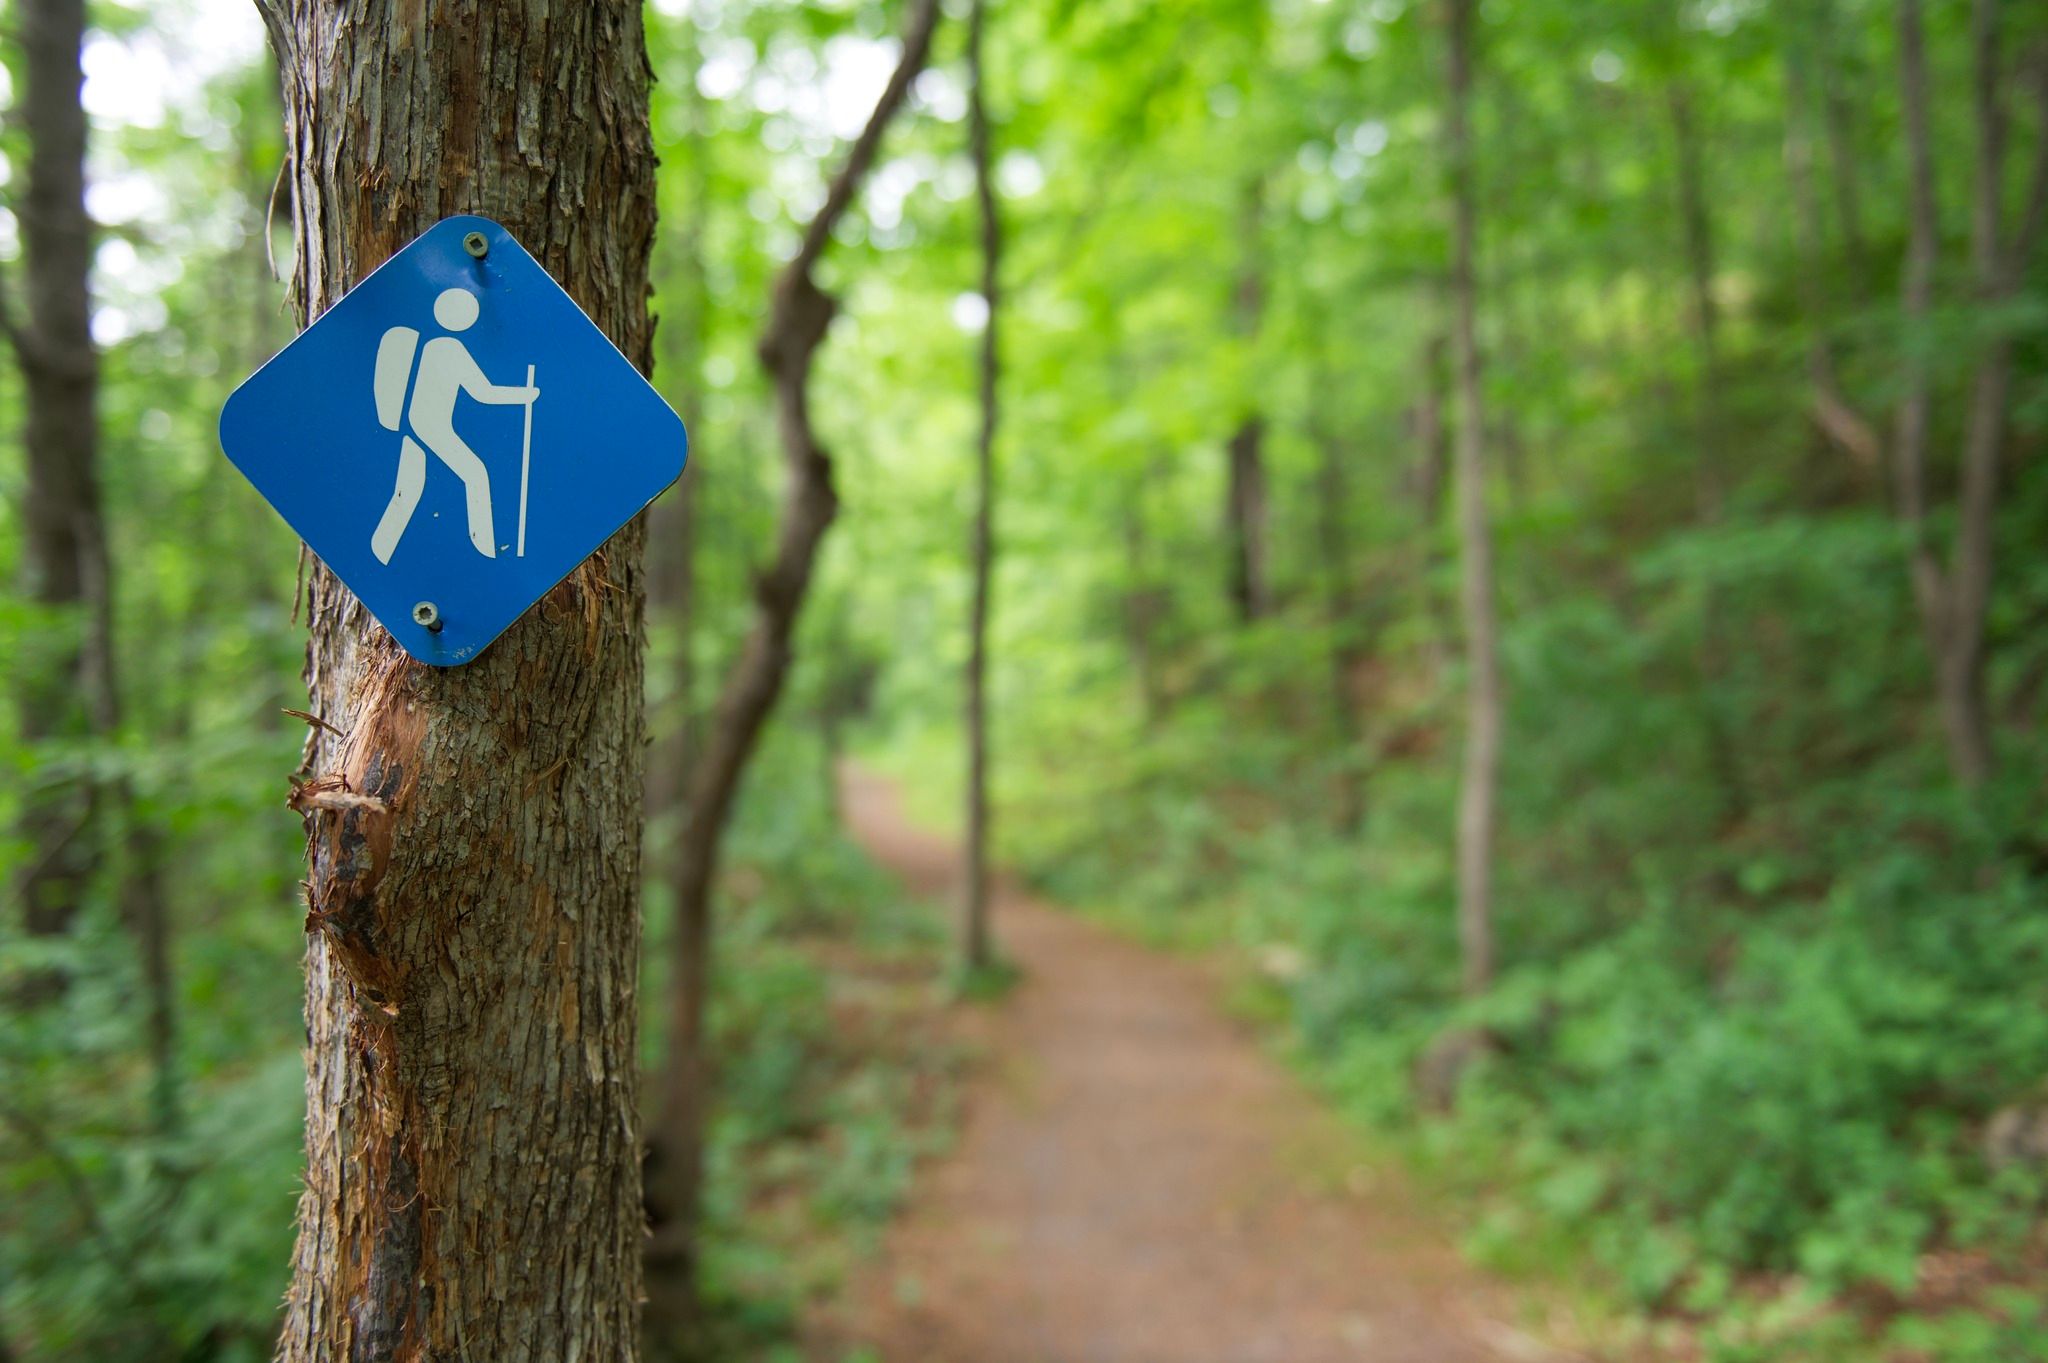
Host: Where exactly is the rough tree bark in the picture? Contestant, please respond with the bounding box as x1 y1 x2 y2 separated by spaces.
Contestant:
641 0 942 1348
1224 179 1270 624
259 4 659 1359
7 0 106 954
1446 0 1502 999
961 0 1002 975
1891 0 2047 789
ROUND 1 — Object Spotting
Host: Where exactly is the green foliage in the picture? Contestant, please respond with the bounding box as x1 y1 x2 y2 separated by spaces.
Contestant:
6 0 2048 1357
965 485 2048 1354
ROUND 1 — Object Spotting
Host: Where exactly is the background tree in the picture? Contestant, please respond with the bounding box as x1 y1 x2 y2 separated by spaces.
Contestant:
642 0 943 1346
7 0 106 961
1224 177 1269 624
1891 0 2047 790
1445 0 1502 1001
645 1 712 947
961 0 1002 975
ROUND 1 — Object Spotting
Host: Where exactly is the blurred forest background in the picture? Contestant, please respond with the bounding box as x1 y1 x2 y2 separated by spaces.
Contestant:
4 0 2048 1359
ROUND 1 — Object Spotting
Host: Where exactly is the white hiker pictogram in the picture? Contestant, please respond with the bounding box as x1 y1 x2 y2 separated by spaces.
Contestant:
369 286 540 565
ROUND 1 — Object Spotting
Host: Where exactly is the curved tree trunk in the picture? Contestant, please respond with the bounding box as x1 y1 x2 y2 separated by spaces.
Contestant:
641 0 942 1349
260 4 659 1359
1891 0 2046 789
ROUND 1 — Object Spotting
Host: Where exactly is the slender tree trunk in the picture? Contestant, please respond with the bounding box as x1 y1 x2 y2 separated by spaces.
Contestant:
1225 180 1270 624
7 0 182 1126
646 3 710 969
1413 323 1458 678
1890 0 2044 788
1413 329 1450 524
1666 75 1752 822
1312 400 1366 832
260 4 658 1357
1893 0 1949 665
961 0 1002 975
1667 80 1726 521
1938 0 2043 789
121 825 177 1133
8 0 105 956
1446 0 1502 999
1123 475 1166 728
1816 5 1869 277
642 2 942 1348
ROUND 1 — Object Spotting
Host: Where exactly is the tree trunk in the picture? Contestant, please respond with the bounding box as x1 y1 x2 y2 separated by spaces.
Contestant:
1412 329 1449 524
1666 76 1752 823
1225 180 1270 624
1446 0 1502 999
1667 79 1726 522
1123 476 1166 728
8 0 105 956
646 2 710 978
7 0 183 1128
1937 0 2043 790
641 1 941 1348
1890 0 2044 789
260 4 659 1358
1892 0 1949 694
1817 4 1869 275
1931 0 2001 789
1312 404 1366 833
961 0 1002 975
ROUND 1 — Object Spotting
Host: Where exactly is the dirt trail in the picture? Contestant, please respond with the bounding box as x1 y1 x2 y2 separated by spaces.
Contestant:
815 769 1577 1363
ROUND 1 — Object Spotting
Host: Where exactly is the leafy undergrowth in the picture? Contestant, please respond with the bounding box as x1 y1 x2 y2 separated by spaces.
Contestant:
652 736 967 1363
876 503 2048 1363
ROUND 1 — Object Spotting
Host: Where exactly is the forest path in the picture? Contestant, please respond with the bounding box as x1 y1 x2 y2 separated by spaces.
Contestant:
812 768 1577 1363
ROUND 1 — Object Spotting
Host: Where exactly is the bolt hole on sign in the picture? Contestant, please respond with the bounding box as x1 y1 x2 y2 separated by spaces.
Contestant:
219 216 688 665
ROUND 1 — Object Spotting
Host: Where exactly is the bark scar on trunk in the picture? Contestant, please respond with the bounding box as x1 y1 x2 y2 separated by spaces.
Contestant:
346 1135 423 1363
293 650 427 1008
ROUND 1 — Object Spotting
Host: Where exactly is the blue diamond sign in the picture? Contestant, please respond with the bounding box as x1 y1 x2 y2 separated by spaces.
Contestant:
220 215 687 666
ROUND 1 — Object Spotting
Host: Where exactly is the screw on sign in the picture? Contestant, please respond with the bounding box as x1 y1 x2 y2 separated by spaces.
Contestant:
219 216 688 665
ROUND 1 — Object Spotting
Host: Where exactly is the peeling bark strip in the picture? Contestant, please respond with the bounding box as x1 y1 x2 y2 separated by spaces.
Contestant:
259 5 658 1360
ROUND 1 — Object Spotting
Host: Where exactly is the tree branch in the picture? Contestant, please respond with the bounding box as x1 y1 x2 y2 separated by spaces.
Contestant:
1809 385 1883 473
765 0 942 349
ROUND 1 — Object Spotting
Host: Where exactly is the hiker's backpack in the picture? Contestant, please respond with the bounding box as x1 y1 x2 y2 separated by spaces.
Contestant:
372 327 422 433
